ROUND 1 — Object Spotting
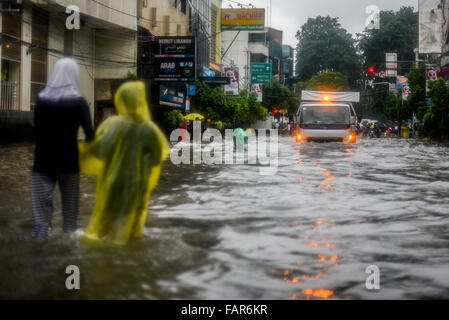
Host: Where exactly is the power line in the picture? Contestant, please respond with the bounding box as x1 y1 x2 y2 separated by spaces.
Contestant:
0 31 136 68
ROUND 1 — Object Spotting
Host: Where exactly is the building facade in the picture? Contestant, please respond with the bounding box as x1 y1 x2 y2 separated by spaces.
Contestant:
138 0 191 37
281 44 294 85
209 0 222 74
221 29 269 91
0 0 138 127
266 27 282 80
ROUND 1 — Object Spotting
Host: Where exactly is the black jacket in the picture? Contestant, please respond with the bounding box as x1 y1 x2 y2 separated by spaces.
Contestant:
33 96 94 174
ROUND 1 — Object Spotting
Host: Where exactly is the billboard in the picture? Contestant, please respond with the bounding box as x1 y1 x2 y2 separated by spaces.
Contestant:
251 63 271 84
251 84 263 102
224 67 239 95
153 36 196 82
159 84 186 109
402 85 411 101
419 0 443 54
221 9 265 31
426 67 439 81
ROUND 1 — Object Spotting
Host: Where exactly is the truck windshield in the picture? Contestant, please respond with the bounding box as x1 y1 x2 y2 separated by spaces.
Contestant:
301 105 350 124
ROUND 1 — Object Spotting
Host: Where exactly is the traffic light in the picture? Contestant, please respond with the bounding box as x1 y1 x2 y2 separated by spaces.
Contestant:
368 67 375 74
273 108 279 115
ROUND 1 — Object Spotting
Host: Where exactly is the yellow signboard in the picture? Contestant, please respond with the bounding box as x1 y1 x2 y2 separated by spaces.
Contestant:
221 9 265 31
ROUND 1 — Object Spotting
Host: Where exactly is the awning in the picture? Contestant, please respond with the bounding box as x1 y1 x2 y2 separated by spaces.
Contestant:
209 62 221 73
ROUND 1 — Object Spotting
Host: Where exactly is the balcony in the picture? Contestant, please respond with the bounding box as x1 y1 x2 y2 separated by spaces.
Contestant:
0 81 18 111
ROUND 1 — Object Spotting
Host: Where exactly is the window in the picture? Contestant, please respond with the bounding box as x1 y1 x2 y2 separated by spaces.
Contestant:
150 8 157 28
31 6 49 106
1 11 22 62
163 15 170 35
250 53 267 63
249 33 266 43
179 0 187 14
210 5 218 62
170 0 177 8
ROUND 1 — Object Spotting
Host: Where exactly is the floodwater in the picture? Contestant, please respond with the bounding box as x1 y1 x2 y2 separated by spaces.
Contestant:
1 137 449 299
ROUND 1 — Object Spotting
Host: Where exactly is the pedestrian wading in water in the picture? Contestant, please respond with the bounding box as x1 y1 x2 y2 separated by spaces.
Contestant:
31 57 94 238
79 81 169 245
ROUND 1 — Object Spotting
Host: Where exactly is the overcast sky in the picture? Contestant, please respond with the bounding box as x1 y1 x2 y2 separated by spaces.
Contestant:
222 0 418 47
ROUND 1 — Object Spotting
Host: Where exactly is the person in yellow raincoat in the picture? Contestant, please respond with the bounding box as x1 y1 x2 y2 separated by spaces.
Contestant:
79 81 169 245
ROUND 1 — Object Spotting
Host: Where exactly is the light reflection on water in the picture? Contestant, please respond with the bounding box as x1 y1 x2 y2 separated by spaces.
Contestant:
1 137 449 299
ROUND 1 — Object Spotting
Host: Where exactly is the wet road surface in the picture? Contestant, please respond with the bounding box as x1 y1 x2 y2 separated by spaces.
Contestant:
0 137 449 299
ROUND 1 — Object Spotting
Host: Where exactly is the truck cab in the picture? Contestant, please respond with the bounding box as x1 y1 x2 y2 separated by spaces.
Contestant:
294 91 359 143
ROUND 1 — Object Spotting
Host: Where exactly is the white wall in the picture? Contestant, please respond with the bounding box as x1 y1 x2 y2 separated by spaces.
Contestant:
20 3 32 111
94 29 137 79
222 29 269 90
48 0 138 31
73 24 95 114
222 30 249 89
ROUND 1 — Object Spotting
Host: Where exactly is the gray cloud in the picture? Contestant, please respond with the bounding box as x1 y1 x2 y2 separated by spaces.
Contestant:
223 0 418 47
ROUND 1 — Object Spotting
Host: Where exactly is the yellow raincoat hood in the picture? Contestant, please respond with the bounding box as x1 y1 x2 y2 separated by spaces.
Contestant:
79 81 169 245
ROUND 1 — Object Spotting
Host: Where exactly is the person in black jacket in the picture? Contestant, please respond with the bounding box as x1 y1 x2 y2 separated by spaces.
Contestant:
31 57 94 239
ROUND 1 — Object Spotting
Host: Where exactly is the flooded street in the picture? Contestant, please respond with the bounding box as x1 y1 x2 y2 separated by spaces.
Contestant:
1 137 449 299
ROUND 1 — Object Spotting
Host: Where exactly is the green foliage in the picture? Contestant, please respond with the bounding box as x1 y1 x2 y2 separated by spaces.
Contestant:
406 64 426 118
191 81 268 126
422 79 449 138
385 92 408 123
358 7 418 74
163 109 184 131
295 16 361 86
238 90 268 123
125 71 138 80
360 85 390 119
304 71 350 91
263 79 298 114
357 6 420 124
294 81 308 94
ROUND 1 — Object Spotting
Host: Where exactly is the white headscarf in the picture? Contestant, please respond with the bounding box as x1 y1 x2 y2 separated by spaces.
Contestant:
39 57 81 101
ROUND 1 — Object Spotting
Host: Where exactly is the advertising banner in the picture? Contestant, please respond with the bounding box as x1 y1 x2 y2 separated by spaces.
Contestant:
224 67 239 95
397 76 409 89
402 85 411 101
426 67 439 81
159 84 187 109
153 36 196 82
221 9 265 31
251 83 263 102
419 0 443 54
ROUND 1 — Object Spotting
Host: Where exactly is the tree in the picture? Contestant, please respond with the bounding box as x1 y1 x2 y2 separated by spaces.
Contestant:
262 79 298 114
304 71 350 91
238 90 268 124
295 16 361 86
406 63 426 119
191 81 268 126
423 79 449 138
163 109 184 132
358 7 418 75
385 92 408 124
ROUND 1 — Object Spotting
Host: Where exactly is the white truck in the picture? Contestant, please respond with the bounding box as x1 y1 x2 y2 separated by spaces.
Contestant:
294 90 360 143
